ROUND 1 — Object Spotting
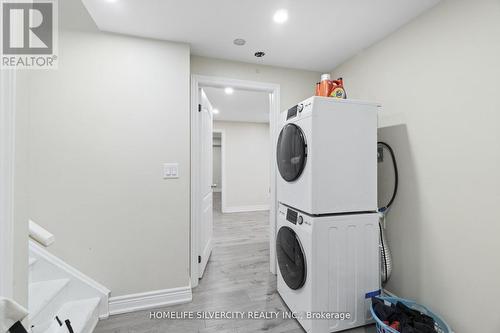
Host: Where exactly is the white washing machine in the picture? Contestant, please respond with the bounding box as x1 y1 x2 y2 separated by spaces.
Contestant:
277 96 379 215
276 203 380 333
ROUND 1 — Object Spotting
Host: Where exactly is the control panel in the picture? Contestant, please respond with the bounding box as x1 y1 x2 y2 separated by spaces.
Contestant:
286 105 299 120
286 208 298 224
286 99 312 120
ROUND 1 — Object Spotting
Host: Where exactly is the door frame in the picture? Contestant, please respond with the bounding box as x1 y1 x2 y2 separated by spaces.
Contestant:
211 129 226 212
190 75 280 288
0 69 17 298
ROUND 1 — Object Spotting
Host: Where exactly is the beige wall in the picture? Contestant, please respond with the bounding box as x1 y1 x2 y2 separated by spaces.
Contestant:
332 1 500 331
26 31 191 297
214 121 270 211
191 56 321 112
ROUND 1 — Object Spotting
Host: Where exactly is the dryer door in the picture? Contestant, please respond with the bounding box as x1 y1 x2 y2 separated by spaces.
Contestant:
276 226 306 290
277 123 307 182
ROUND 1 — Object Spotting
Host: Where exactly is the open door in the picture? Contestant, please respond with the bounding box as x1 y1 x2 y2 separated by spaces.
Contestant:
198 89 214 278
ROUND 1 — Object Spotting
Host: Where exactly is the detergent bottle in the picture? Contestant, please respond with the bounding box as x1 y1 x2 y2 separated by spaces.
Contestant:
318 74 333 97
329 77 347 99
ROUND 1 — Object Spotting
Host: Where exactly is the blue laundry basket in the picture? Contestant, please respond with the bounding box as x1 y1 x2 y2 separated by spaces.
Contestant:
370 296 453 333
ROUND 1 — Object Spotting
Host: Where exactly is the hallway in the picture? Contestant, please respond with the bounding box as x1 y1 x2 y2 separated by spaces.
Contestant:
95 195 375 332
212 192 269 248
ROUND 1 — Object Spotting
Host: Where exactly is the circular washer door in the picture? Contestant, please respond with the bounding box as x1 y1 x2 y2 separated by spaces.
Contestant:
276 226 306 290
276 124 307 182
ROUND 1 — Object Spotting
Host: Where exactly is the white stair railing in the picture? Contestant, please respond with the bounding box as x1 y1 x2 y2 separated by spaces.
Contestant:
28 222 111 326
0 297 29 332
28 220 54 247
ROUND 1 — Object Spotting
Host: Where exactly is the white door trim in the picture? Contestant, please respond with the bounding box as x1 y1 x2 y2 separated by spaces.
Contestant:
0 69 17 299
190 75 280 288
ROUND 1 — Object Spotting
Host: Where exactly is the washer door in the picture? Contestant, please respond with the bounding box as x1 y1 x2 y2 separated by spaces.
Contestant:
276 226 306 290
276 124 307 182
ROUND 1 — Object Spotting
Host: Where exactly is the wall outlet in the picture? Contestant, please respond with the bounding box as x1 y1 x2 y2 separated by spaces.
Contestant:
163 163 179 179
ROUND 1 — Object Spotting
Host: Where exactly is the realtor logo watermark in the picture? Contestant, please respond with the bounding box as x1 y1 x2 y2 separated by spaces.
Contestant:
1 0 58 69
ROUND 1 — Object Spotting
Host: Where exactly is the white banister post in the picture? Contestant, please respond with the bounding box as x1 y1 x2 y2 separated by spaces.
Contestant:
0 69 16 299
29 220 55 247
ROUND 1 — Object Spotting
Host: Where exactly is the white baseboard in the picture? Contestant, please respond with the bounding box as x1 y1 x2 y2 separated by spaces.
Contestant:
108 286 192 316
223 204 270 213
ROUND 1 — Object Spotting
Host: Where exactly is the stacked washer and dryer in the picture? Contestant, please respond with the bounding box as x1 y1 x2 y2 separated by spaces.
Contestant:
276 96 381 333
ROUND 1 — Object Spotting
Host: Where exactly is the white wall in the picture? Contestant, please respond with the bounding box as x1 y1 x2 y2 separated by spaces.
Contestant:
332 1 500 331
26 30 191 297
214 121 270 212
191 56 321 112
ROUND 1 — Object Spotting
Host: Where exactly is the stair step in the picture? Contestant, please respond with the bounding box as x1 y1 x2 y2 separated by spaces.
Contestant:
29 257 38 267
29 279 70 320
43 298 101 333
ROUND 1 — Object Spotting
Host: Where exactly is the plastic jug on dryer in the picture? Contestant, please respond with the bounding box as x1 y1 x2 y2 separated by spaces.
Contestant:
315 74 347 99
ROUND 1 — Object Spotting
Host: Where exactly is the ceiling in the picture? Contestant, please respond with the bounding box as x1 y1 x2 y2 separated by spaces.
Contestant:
203 87 270 123
80 0 439 72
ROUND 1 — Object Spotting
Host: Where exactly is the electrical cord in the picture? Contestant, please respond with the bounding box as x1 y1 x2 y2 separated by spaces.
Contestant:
378 142 398 212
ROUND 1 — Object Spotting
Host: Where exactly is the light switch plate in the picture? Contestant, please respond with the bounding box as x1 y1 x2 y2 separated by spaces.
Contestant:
163 163 179 179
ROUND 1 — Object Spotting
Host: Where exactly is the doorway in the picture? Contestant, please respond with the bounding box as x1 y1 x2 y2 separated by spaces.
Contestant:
211 130 223 213
190 75 280 288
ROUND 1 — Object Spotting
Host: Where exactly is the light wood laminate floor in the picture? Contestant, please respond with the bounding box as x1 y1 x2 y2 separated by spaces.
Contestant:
95 193 375 333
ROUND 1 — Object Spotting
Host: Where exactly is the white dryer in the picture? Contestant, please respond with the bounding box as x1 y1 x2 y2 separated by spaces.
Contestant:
276 96 378 215
276 203 380 333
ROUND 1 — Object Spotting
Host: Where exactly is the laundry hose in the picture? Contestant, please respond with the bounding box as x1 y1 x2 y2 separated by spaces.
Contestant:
379 213 393 285
377 142 398 285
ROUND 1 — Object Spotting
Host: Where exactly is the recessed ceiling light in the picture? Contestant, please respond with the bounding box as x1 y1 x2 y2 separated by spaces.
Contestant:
254 51 266 58
224 87 234 95
273 9 288 24
212 109 220 114
233 38 246 46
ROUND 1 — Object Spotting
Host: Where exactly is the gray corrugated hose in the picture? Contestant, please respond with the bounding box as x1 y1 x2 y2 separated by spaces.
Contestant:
379 212 393 285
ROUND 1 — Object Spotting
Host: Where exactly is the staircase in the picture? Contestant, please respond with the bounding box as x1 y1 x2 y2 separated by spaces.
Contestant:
28 240 110 333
